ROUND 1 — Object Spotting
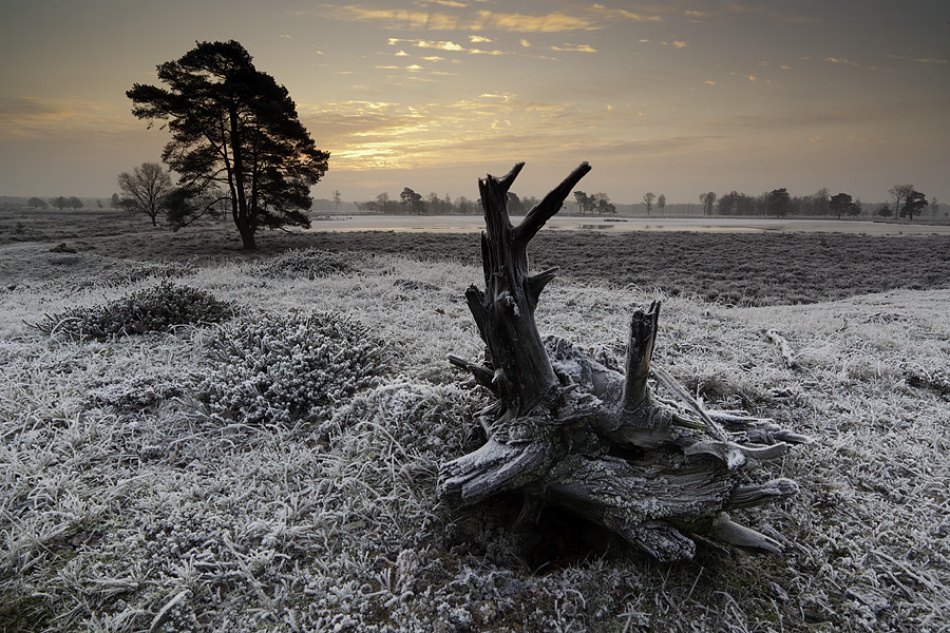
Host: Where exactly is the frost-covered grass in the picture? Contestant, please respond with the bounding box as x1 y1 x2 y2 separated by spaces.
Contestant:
1 242 948 632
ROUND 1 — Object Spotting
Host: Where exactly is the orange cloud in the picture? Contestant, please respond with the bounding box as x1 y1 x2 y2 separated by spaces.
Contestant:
587 4 663 23
323 3 662 33
390 38 466 52
474 9 596 32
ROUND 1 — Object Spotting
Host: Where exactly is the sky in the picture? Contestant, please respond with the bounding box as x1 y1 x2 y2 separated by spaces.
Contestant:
1 0 948 206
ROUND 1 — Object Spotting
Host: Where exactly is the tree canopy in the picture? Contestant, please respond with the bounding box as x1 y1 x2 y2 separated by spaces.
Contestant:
699 191 716 216
399 187 424 214
900 190 927 221
830 192 860 219
642 192 656 215
767 188 791 217
127 40 329 249
573 191 616 215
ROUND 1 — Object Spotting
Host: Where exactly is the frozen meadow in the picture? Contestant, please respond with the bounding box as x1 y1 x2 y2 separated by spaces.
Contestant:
1 236 948 632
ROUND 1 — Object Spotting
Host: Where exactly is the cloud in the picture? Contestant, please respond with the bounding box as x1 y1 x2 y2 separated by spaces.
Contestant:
323 3 662 33
389 37 507 55
473 9 597 32
886 54 949 65
587 4 662 23
332 6 462 30
0 96 131 141
549 44 597 53
714 3 818 25
469 35 493 43
825 56 859 66
808 133 888 146
389 38 465 52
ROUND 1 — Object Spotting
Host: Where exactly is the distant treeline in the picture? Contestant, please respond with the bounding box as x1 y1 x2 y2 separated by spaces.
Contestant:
1 196 109 210
691 186 942 221
315 186 944 221
6 187 944 222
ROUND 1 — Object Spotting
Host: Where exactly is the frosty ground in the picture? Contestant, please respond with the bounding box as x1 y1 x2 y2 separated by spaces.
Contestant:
1 223 949 632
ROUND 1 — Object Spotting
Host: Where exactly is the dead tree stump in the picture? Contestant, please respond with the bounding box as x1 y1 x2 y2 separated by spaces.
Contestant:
439 162 807 562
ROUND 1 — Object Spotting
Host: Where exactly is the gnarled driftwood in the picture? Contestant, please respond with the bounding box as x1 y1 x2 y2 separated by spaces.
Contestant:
439 162 806 561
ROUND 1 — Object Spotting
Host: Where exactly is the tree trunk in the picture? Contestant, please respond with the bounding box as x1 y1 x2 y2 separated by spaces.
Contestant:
237 220 256 251
228 105 256 251
440 163 807 562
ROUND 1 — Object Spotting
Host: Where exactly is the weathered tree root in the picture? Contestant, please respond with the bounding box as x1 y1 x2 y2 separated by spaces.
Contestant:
439 162 807 562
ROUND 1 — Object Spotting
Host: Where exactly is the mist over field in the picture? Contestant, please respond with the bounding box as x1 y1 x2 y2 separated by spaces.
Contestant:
1 210 949 632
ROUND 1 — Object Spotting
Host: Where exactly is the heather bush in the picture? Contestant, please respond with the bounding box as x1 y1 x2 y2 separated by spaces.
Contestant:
31 281 233 340
251 247 354 280
201 311 388 426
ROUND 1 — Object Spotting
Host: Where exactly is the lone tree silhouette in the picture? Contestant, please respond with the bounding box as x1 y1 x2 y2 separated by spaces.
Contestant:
117 162 173 227
127 40 329 250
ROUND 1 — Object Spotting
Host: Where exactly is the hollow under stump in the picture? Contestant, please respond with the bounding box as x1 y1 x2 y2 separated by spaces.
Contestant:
438 162 807 562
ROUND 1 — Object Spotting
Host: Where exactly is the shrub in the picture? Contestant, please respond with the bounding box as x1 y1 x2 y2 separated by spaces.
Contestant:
201 311 388 427
253 248 354 280
32 282 233 340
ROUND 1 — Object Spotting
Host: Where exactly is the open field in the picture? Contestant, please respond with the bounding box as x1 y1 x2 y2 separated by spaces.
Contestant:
3 207 950 307
300 214 950 236
1 214 949 632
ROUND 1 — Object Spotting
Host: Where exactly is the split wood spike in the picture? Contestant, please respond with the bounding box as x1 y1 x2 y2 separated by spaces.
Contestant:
440 162 807 562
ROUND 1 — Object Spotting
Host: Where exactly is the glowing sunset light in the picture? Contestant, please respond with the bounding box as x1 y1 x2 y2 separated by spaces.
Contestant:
0 0 946 205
